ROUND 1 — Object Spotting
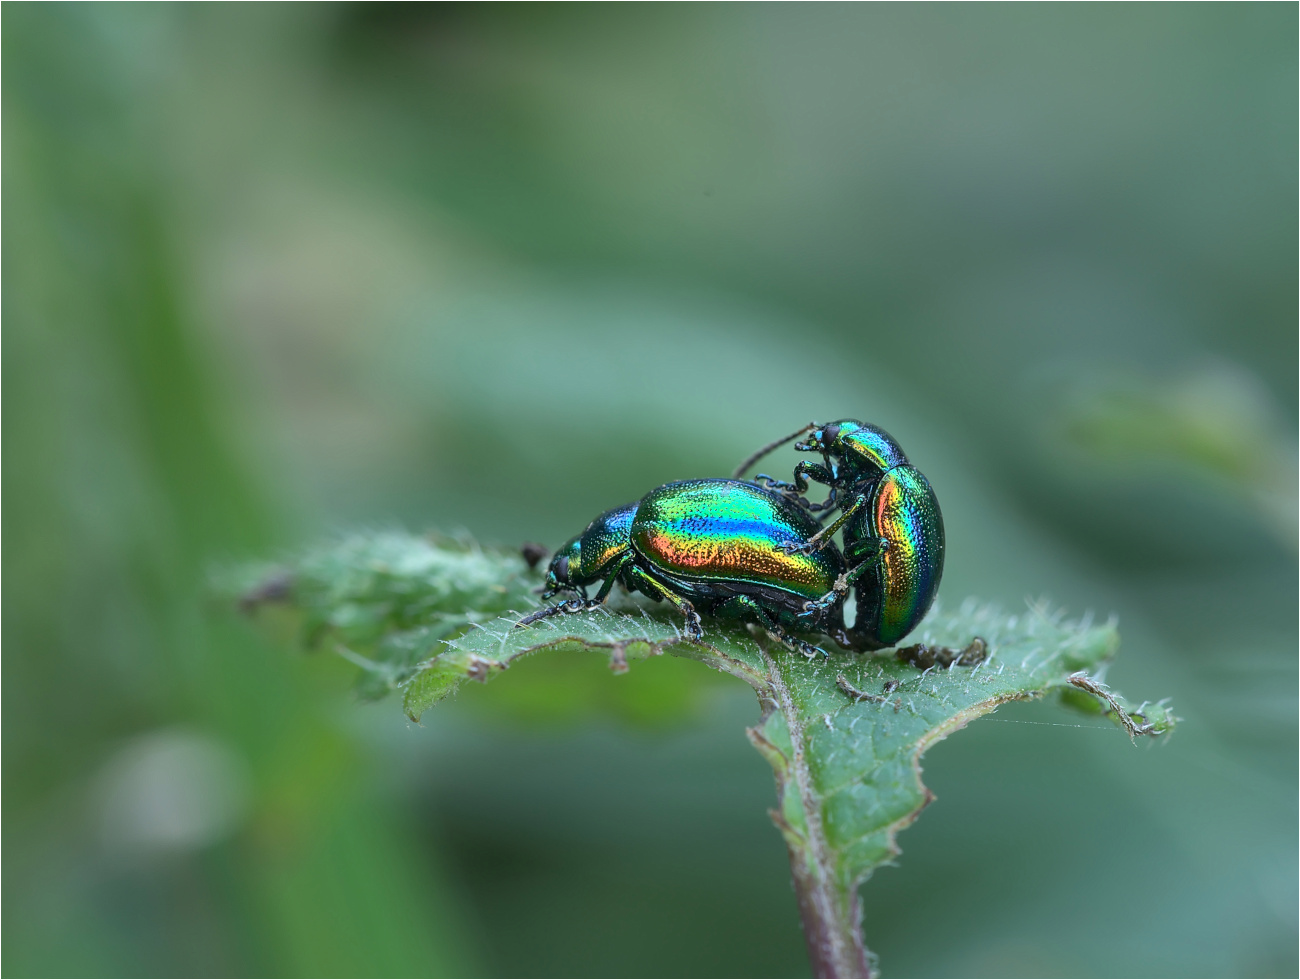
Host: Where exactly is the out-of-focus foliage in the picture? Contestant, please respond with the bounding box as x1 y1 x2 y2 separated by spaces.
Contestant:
4 4 1294 978
1053 363 1298 548
2 6 471 976
233 531 539 699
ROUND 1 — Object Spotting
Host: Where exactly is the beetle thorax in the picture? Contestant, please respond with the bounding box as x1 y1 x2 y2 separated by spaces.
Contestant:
835 421 908 476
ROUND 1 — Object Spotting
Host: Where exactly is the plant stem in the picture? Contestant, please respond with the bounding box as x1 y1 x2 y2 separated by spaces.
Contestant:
788 843 873 978
763 650 875 978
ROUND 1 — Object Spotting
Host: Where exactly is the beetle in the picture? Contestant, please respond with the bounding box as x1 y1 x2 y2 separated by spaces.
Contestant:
734 420 945 650
515 479 869 657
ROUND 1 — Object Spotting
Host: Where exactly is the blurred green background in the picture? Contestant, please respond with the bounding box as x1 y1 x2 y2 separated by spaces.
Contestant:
4 4 1296 977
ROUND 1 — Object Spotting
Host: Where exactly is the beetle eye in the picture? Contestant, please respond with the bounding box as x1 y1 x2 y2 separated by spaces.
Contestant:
820 423 841 447
553 554 570 582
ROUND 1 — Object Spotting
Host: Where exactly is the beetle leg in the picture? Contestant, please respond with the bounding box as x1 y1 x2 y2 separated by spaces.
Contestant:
751 473 808 499
803 485 839 514
621 566 703 641
800 461 846 516
716 596 827 658
751 474 817 513
784 492 867 554
797 545 884 620
794 460 836 492
755 460 835 495
768 624 828 659
515 558 631 628
588 555 633 604
751 462 839 518
844 534 886 564
515 597 591 628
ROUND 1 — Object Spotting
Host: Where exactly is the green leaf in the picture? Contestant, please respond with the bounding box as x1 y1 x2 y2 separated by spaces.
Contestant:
231 530 539 697
237 531 1175 977
429 597 1173 975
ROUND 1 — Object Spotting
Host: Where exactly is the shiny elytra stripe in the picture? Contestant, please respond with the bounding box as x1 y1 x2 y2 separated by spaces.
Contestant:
632 480 837 599
873 467 945 645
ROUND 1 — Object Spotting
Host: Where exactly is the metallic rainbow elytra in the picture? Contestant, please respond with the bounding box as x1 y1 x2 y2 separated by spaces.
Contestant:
847 464 944 648
523 479 853 657
633 480 836 599
518 420 945 656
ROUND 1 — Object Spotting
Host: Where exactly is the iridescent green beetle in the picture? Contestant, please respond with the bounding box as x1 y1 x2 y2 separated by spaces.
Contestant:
736 420 945 650
517 479 861 657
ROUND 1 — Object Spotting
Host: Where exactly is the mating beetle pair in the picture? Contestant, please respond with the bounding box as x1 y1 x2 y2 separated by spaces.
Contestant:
518 478 854 658
517 420 945 656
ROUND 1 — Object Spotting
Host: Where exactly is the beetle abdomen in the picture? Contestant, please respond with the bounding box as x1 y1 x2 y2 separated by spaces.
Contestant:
855 466 944 647
631 480 838 600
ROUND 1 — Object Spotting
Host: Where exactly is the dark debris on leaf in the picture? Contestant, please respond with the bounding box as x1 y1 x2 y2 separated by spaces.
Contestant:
894 636 988 670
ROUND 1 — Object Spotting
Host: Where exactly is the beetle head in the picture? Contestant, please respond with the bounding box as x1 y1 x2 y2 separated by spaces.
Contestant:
798 419 908 479
542 536 583 598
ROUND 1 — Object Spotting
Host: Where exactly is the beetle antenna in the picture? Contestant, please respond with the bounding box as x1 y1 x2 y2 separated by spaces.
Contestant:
732 422 819 479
